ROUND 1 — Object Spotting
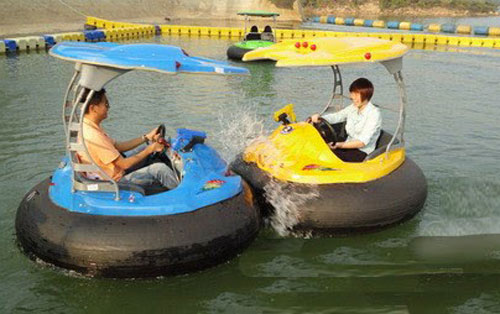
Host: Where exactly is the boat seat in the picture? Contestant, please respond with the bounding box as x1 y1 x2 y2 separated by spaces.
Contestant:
261 25 274 41
260 32 274 42
364 130 399 160
74 171 147 195
245 32 261 40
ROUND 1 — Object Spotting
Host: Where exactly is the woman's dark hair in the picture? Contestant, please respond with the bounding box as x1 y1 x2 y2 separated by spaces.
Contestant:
250 25 258 33
82 88 106 114
349 78 374 102
263 25 272 33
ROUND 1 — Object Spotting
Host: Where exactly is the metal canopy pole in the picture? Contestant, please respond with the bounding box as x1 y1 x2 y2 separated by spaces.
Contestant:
386 70 407 154
273 15 277 41
319 65 344 115
77 89 121 200
63 72 121 200
62 70 80 136
244 16 248 35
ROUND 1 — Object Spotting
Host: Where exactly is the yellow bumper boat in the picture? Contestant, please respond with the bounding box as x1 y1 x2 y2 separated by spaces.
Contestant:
231 37 427 235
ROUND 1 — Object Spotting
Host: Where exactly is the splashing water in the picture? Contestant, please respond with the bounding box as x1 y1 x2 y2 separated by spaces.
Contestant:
215 107 320 237
264 180 319 237
215 106 268 163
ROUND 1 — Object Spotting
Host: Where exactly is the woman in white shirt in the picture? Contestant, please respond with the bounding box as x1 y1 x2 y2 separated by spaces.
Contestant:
310 78 382 162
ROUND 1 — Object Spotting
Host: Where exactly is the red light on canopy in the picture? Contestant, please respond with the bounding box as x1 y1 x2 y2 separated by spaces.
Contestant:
364 52 371 60
310 44 317 51
302 41 308 48
295 42 301 48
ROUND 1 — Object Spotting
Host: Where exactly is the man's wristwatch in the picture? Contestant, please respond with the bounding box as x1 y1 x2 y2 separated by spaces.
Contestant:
142 134 149 144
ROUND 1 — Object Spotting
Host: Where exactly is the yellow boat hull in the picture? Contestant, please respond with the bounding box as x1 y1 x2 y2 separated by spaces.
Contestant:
243 122 404 184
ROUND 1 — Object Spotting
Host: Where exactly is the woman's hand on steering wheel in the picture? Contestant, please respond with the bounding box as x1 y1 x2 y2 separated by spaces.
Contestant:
309 113 320 124
328 141 344 150
313 117 339 145
306 113 320 124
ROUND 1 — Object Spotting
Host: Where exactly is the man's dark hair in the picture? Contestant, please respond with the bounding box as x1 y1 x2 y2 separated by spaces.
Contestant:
349 78 374 102
82 88 106 114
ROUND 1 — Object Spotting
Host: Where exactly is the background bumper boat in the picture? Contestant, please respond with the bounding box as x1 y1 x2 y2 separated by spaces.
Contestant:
227 11 279 60
15 42 259 278
231 37 428 235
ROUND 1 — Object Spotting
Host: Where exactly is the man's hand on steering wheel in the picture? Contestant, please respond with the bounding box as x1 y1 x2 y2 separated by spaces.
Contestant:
145 126 161 143
148 141 165 153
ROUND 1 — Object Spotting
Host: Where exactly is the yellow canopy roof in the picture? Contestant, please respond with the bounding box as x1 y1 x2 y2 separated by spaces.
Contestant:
242 37 409 67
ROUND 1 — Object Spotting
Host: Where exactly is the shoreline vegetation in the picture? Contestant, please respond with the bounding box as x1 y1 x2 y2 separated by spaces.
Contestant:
300 0 500 18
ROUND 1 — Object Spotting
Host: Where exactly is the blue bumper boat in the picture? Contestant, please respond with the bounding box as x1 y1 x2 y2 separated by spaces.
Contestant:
15 42 259 278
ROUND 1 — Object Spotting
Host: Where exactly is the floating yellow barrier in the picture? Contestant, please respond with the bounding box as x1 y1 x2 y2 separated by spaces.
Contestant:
335 17 345 25
489 27 500 36
354 18 364 26
26 36 46 49
413 34 425 44
373 20 385 28
428 24 441 32
6 16 500 55
457 25 472 35
399 22 411 30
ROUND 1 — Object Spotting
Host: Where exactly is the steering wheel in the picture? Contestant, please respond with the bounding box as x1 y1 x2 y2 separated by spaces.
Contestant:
157 124 166 139
151 124 167 159
313 117 339 145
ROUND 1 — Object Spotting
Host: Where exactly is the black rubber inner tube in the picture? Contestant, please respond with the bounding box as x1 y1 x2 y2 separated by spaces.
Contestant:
227 45 252 60
15 178 260 278
230 155 427 236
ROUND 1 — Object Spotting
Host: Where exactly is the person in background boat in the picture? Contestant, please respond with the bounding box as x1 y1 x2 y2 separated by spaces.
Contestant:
261 25 274 41
245 25 261 41
79 88 178 189
309 78 381 162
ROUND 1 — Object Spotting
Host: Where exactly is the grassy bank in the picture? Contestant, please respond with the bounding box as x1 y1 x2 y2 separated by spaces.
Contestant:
379 0 497 13
302 0 499 17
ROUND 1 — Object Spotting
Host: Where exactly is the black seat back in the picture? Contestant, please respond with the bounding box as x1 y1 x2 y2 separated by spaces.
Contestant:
364 130 399 160
245 32 261 40
261 25 274 41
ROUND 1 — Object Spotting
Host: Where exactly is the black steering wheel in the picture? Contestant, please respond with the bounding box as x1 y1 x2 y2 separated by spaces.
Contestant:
151 124 167 159
157 124 166 139
313 117 339 145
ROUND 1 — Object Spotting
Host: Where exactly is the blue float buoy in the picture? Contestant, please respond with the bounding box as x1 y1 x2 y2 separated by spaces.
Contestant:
364 20 374 27
327 16 336 24
387 21 400 29
43 35 55 46
344 17 355 26
4 39 17 52
411 24 424 31
441 23 456 33
474 26 489 36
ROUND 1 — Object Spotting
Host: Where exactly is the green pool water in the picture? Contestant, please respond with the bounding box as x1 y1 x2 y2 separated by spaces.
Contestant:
1 35 500 313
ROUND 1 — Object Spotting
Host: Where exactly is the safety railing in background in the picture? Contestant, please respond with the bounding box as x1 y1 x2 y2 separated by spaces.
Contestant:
311 15 500 37
2 16 500 54
0 17 157 54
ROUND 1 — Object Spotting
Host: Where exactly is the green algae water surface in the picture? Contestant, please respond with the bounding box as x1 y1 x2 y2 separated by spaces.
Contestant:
1 35 500 313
